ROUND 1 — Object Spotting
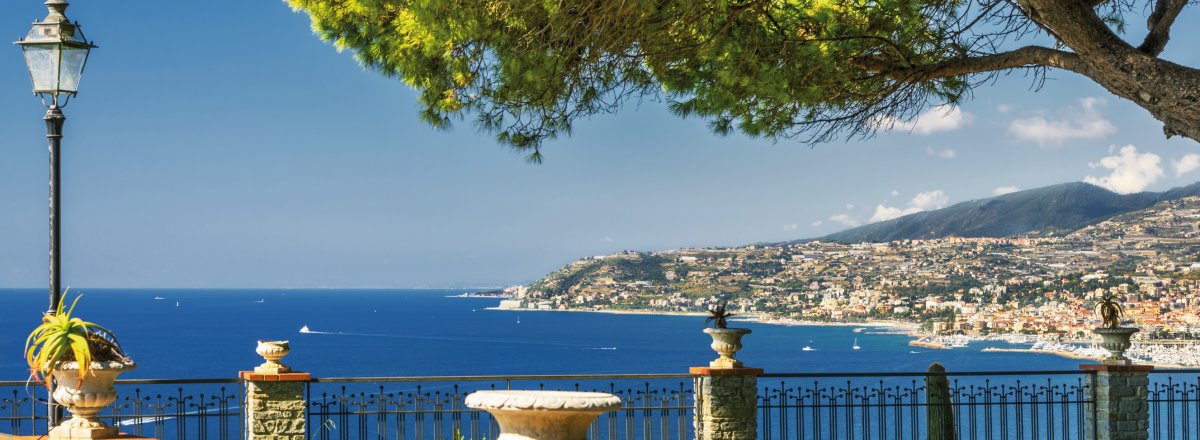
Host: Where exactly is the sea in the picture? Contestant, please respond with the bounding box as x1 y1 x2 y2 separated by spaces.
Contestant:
0 288 1088 380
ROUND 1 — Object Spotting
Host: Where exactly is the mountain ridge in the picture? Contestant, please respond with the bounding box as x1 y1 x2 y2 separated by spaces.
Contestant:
805 181 1200 244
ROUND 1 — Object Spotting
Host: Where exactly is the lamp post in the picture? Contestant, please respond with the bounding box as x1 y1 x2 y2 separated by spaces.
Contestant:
15 0 95 428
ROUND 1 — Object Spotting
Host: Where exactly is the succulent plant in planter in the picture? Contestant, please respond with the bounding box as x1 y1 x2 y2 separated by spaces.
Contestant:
702 302 751 369
25 294 136 439
1092 294 1138 366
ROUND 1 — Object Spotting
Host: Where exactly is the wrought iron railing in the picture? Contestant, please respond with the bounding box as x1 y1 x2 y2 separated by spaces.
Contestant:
1149 369 1200 440
306 374 696 440
758 371 1096 440
0 378 240 439
11 370 1200 439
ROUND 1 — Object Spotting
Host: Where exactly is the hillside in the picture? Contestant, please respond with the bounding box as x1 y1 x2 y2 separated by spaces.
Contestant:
509 197 1200 334
812 182 1200 243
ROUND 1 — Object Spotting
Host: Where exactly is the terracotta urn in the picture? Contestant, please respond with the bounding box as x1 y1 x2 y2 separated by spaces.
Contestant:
49 360 137 439
703 328 752 368
1094 327 1138 365
255 340 292 374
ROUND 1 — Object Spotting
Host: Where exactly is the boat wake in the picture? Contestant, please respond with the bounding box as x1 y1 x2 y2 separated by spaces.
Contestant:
300 326 617 350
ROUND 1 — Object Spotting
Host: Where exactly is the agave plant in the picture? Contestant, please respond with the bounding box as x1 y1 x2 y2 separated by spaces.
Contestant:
1096 294 1125 329
24 293 125 385
706 303 735 329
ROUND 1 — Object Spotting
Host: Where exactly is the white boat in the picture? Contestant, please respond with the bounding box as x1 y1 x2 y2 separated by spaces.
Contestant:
852 338 861 350
175 301 180 307
853 328 865 333
299 325 311 333
154 296 165 300
255 299 265 303
517 315 521 324
802 346 814 351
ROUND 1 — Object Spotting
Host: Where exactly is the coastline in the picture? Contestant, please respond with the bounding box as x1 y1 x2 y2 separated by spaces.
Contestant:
488 304 1199 368
487 305 919 331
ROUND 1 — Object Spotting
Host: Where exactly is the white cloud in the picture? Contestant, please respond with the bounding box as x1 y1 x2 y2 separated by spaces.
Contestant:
909 190 950 210
890 190 899 197
1172 153 1200 177
829 214 862 227
926 147 957 159
870 205 914 223
810 220 823 227
885 105 974 135
997 104 1012 114
845 203 855 210
603 236 613 242
869 190 950 222
993 186 1020 196
782 224 799 232
1083 145 1163 194
1008 97 1117 147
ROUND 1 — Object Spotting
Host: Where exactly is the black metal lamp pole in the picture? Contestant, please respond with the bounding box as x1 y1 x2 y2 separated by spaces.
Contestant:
46 106 64 315
15 0 96 430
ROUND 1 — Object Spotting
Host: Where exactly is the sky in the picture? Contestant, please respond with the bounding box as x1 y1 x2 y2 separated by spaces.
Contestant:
1 2 1199 289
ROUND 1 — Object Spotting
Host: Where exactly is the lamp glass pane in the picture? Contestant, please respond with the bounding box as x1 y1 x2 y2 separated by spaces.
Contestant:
21 45 60 92
58 46 88 93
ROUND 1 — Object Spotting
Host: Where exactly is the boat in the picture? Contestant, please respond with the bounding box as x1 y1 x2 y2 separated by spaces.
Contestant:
175 301 180 307
852 338 861 350
299 325 311 333
517 315 521 324
154 296 165 300
802 346 814 351
255 299 264 303
853 328 865 333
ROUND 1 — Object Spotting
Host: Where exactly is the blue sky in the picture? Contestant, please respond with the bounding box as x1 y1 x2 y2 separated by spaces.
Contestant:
1 1 1198 288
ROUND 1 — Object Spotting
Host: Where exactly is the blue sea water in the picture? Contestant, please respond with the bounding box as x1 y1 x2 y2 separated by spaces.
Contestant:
0 288 1087 380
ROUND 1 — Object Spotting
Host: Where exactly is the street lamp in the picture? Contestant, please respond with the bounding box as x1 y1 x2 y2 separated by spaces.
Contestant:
15 1 95 428
15 0 95 315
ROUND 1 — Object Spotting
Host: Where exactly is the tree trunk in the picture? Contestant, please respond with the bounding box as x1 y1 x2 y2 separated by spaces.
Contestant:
1020 0 1200 141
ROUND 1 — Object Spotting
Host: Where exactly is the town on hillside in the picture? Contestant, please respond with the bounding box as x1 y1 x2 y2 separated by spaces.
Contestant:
496 197 1200 364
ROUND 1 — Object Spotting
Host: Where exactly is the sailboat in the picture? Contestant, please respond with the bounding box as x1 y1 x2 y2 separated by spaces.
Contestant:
802 346 814 351
299 325 311 333
852 338 861 350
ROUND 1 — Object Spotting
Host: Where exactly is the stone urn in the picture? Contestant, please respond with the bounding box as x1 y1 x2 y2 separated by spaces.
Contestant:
703 328 752 368
49 360 137 439
1094 327 1138 365
255 340 292 374
465 390 621 440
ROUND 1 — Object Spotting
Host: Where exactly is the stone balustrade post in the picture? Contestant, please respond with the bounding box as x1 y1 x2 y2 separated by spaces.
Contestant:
241 341 309 440
1082 364 1152 440
690 367 761 440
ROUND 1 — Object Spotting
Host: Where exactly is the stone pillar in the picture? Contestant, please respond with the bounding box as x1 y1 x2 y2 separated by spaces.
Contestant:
690 367 761 440
1082 364 1152 440
925 363 956 440
240 371 310 440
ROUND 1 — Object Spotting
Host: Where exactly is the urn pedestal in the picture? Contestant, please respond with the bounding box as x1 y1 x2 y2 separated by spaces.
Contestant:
49 360 136 440
703 328 752 369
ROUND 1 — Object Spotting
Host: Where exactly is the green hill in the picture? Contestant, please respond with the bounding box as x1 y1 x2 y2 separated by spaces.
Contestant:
812 182 1200 243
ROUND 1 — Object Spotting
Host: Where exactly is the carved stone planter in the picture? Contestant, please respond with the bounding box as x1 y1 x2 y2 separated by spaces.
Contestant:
49 360 137 439
465 390 621 440
1094 327 1138 365
703 328 751 368
255 340 292 374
